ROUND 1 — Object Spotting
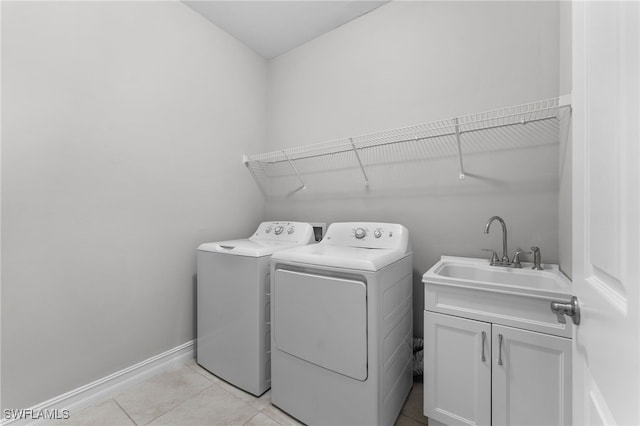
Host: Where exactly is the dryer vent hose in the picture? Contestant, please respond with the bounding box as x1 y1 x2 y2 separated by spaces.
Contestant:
412 337 424 377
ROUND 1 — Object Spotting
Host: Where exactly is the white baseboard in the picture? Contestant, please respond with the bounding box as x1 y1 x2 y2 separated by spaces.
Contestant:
1 340 195 426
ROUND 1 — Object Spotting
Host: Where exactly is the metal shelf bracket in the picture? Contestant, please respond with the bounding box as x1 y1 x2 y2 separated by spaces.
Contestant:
454 118 466 180
350 138 370 187
283 150 307 192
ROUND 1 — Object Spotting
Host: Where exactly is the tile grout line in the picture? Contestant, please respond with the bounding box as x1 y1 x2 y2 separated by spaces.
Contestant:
138 382 216 426
260 405 299 426
397 413 426 426
400 391 428 425
403 413 428 425
402 408 428 425
260 409 286 426
401 389 428 425
187 363 280 423
188 362 220 384
113 398 139 426
241 412 262 426
214 380 257 403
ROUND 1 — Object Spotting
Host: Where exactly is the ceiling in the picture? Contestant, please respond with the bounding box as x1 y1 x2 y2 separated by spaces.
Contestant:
183 1 389 59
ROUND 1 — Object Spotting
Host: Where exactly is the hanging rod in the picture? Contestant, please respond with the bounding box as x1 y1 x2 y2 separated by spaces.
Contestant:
244 97 570 167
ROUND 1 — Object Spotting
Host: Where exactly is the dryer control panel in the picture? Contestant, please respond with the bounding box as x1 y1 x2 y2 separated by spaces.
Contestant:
322 222 409 251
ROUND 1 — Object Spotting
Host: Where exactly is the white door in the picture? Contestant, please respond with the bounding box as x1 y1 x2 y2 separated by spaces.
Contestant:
492 325 572 426
572 2 640 425
424 311 491 426
273 269 368 380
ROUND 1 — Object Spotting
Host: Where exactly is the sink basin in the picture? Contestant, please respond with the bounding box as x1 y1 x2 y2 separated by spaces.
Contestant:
425 256 572 299
423 256 573 337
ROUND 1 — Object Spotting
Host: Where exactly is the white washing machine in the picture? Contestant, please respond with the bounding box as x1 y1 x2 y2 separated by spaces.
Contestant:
270 222 413 426
197 221 315 396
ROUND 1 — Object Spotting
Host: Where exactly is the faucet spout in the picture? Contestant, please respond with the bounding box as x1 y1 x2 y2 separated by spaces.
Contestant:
484 216 509 263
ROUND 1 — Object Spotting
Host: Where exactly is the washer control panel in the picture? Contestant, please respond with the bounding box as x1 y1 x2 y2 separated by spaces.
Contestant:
251 221 314 243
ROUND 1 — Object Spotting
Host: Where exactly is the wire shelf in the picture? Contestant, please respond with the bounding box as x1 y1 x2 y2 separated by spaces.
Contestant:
244 96 571 197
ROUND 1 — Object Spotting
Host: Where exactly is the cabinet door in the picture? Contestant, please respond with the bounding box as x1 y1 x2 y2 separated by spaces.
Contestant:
424 311 491 426
492 325 572 426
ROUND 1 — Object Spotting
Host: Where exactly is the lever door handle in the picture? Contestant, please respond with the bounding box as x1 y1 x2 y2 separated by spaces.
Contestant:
550 296 581 325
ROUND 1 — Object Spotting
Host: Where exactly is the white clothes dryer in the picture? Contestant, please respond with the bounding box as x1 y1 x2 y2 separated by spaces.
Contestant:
270 222 413 426
197 221 314 396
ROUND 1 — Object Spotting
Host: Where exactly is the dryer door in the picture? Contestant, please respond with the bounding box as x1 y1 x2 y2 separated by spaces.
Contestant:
274 269 367 381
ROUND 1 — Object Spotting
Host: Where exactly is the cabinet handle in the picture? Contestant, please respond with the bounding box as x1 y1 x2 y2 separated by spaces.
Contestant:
481 331 486 362
498 334 504 366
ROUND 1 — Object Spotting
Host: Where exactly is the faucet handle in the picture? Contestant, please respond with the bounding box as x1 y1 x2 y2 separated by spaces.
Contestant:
530 246 543 270
481 248 499 264
511 250 532 268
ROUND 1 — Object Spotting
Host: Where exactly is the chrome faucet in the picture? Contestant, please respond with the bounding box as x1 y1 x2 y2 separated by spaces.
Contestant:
482 216 544 270
484 216 509 264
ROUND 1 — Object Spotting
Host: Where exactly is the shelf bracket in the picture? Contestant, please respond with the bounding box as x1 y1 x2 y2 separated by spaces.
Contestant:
283 150 307 192
350 138 369 187
454 118 466 180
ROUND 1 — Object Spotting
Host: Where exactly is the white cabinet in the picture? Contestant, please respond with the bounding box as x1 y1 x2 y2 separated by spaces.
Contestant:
424 312 491 426
491 324 571 426
425 312 572 426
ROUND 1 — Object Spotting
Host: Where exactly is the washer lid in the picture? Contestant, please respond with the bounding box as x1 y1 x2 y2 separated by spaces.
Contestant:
198 221 315 257
271 244 408 271
198 239 312 257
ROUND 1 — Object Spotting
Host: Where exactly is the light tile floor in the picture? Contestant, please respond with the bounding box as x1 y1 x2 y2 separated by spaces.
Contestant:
54 360 428 426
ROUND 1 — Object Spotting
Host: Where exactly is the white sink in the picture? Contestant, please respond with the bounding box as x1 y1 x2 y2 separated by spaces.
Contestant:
423 256 573 337
427 256 572 299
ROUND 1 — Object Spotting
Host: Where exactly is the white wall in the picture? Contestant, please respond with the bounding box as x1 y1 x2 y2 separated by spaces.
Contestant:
1 1 266 409
266 1 562 336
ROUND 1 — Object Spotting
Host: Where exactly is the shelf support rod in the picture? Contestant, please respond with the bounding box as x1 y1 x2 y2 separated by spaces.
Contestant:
350 138 369 187
455 118 466 180
283 150 307 191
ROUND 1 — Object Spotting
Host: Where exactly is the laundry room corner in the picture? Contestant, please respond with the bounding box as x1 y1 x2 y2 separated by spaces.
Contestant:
263 1 563 338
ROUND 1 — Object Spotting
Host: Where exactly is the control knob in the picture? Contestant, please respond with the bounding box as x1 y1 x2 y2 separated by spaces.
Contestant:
275 226 284 235
265 226 272 233
354 228 366 239
287 227 294 234
374 229 382 238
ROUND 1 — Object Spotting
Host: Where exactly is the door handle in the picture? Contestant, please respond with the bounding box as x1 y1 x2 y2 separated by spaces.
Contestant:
497 334 503 366
481 331 486 362
550 296 581 325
